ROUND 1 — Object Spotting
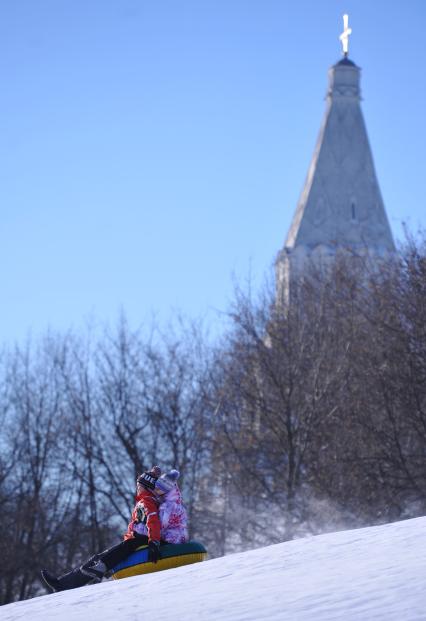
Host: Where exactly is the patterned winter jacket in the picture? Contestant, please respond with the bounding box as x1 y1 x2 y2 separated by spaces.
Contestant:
158 486 188 544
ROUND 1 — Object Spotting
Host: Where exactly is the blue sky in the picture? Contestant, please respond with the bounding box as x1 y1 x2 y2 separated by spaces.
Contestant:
0 1 425 344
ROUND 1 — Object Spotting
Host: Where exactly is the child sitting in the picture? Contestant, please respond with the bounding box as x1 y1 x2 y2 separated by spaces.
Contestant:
41 466 188 592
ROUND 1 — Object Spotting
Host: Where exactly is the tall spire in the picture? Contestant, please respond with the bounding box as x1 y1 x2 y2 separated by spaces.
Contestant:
276 17 395 299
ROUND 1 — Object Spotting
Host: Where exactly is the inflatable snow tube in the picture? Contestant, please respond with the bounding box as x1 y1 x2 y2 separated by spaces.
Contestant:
110 541 207 580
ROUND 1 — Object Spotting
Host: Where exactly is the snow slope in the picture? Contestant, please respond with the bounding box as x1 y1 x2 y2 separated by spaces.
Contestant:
2 516 426 621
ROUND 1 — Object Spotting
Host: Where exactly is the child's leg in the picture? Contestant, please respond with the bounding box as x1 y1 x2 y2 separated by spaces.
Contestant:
41 564 95 592
56 566 94 590
41 536 149 592
98 535 149 570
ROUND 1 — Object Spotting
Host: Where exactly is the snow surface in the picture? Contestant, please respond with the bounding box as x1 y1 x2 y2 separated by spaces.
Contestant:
2 516 426 621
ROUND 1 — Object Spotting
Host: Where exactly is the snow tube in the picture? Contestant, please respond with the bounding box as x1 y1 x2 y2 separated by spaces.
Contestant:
110 541 207 580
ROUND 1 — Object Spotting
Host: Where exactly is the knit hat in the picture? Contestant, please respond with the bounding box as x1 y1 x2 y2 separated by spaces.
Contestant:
154 469 180 496
137 466 162 491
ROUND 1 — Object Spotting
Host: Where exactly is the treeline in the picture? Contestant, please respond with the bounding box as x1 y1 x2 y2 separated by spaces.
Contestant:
1 235 426 604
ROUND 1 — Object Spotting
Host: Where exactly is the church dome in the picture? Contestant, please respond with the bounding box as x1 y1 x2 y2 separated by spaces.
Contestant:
334 57 357 68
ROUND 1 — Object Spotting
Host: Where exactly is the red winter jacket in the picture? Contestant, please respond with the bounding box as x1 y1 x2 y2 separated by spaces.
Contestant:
124 487 161 542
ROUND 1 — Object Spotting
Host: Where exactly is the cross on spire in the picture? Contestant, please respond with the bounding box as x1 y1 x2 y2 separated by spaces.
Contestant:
339 14 352 57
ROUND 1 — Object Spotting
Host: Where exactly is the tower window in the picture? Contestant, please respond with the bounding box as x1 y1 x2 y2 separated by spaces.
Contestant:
351 202 356 221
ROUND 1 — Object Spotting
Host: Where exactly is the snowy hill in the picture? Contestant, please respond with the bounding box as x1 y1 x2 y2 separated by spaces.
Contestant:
2 517 426 621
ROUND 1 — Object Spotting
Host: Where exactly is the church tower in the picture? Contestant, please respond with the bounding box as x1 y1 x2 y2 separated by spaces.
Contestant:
276 16 395 302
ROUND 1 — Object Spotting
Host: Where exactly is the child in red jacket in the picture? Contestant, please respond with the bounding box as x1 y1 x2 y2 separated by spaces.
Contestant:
41 466 186 592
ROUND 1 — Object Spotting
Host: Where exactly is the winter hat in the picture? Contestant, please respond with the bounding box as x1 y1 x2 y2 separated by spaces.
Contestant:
154 469 180 496
137 466 162 491
150 466 162 478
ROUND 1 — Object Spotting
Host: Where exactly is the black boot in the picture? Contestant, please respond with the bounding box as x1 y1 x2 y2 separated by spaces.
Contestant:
42 568 91 593
54 566 95 591
80 556 107 582
49 556 107 592
41 569 65 593
41 554 107 594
